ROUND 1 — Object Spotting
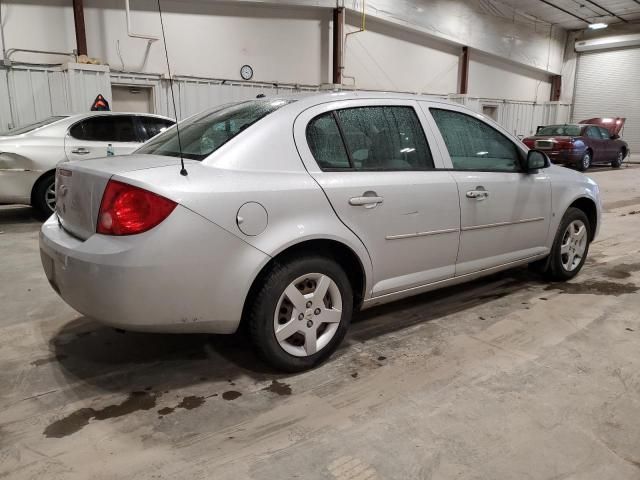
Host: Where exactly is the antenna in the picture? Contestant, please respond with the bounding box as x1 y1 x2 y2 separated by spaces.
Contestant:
157 0 187 176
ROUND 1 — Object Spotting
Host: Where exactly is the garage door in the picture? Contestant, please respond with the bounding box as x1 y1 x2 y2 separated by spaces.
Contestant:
573 47 640 155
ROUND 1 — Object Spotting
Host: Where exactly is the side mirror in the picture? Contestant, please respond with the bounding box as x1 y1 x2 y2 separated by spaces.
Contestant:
610 134 620 140
526 149 550 172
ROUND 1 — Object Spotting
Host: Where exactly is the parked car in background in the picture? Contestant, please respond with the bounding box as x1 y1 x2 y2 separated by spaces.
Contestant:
40 93 601 372
0 112 175 214
523 117 628 171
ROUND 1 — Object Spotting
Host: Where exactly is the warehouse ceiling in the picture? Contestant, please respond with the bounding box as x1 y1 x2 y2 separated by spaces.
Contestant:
494 0 640 29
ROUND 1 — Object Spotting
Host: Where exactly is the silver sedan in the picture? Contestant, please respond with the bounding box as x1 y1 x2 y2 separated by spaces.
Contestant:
0 112 174 214
39 92 601 371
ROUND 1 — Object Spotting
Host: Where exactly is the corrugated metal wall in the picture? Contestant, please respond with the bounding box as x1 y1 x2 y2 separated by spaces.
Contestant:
573 48 640 154
0 64 570 138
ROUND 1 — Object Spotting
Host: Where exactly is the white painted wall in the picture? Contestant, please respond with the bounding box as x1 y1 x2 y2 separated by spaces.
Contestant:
342 14 459 94
469 51 551 102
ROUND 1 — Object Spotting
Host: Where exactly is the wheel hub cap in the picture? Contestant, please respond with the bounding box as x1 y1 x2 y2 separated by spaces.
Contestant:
560 220 588 272
274 273 343 357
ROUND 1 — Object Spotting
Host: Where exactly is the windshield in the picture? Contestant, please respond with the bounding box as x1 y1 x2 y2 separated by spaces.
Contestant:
0 116 67 136
537 125 582 136
136 99 293 160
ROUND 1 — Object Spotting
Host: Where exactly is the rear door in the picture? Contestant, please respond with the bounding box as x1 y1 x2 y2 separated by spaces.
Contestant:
64 115 142 161
294 99 460 298
597 126 615 161
421 102 551 275
584 126 607 163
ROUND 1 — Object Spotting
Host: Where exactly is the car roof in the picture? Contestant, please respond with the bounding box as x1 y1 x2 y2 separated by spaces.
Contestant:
62 111 174 121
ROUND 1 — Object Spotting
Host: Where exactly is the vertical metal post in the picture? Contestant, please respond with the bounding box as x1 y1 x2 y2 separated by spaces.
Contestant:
332 7 344 85
459 46 469 94
550 74 561 101
72 0 88 56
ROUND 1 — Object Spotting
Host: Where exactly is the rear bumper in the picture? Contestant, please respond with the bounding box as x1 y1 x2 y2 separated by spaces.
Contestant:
39 206 269 334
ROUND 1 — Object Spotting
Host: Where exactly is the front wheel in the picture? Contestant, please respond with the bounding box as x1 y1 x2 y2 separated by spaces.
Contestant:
545 207 591 281
577 151 591 171
247 256 353 372
612 150 624 169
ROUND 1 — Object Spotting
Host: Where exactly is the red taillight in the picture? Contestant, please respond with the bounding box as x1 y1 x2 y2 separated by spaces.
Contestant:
97 180 177 235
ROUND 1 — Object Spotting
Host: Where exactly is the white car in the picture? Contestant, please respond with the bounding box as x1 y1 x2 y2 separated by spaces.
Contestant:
39 92 601 371
0 112 174 214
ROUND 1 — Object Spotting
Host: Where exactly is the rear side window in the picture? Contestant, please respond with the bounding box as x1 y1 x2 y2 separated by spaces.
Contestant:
70 116 138 142
137 99 291 160
306 106 434 171
430 108 521 172
139 117 175 141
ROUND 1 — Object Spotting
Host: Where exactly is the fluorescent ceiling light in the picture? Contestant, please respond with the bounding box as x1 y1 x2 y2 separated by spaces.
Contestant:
588 23 608 30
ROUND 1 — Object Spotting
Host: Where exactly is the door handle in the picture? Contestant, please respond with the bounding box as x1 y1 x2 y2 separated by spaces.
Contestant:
71 147 90 155
349 194 384 208
466 189 489 200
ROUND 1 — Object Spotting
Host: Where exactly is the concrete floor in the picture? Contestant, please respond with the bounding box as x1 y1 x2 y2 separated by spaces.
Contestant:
1 165 640 480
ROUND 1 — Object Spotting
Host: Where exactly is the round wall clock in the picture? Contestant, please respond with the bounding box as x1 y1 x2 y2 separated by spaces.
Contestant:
240 64 254 80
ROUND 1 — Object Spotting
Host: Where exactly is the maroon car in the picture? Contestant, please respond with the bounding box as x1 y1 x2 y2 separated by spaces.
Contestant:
523 118 628 171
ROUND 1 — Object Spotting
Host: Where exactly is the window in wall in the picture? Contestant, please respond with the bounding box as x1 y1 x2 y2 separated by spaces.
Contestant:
430 108 521 172
335 106 434 171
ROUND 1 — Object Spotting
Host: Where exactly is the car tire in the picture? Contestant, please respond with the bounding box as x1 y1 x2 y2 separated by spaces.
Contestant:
576 151 591 172
611 149 624 169
544 207 591 281
32 172 56 217
247 255 353 372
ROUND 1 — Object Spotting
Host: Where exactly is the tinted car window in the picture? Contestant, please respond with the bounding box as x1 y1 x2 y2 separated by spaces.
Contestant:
139 117 175 141
306 113 350 169
335 106 434 171
537 125 581 136
137 99 292 161
585 127 601 139
430 108 521 172
598 127 611 140
70 116 138 142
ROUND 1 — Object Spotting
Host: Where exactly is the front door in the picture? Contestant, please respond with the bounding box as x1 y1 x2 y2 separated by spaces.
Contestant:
64 114 142 161
294 100 460 297
424 104 552 275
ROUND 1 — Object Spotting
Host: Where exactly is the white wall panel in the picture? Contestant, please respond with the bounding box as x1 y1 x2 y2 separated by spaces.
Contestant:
573 47 640 154
469 52 552 102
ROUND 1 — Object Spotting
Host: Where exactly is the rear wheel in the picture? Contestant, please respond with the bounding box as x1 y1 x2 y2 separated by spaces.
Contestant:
247 256 353 372
612 149 624 169
544 207 591 281
32 172 56 216
577 151 591 171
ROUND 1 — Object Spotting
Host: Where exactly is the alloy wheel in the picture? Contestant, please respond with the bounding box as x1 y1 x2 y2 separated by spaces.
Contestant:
273 273 343 357
560 220 587 272
45 182 56 213
582 153 591 170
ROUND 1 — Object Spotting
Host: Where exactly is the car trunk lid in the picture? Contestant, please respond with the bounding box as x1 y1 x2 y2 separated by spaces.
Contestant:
579 117 626 135
55 154 189 240
526 136 574 150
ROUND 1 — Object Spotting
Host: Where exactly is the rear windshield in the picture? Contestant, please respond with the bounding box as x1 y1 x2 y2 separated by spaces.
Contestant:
537 125 582 136
136 99 292 160
0 116 67 136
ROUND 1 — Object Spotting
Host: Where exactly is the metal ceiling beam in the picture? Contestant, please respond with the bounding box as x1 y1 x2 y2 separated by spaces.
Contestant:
538 0 591 25
582 0 628 22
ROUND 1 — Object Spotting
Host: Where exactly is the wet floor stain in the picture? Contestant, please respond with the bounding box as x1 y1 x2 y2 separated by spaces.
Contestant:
377 356 387 361
602 263 640 280
31 354 68 367
545 280 639 296
157 395 206 417
262 380 292 396
351 372 359 378
43 391 158 438
222 391 242 401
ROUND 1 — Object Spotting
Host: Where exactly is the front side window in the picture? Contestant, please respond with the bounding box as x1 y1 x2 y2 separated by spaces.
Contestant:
598 127 611 140
139 117 175 141
430 108 521 172
70 116 138 142
585 126 601 139
137 99 292 160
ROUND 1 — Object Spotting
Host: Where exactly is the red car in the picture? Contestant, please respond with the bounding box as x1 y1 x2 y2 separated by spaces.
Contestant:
523 118 628 171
